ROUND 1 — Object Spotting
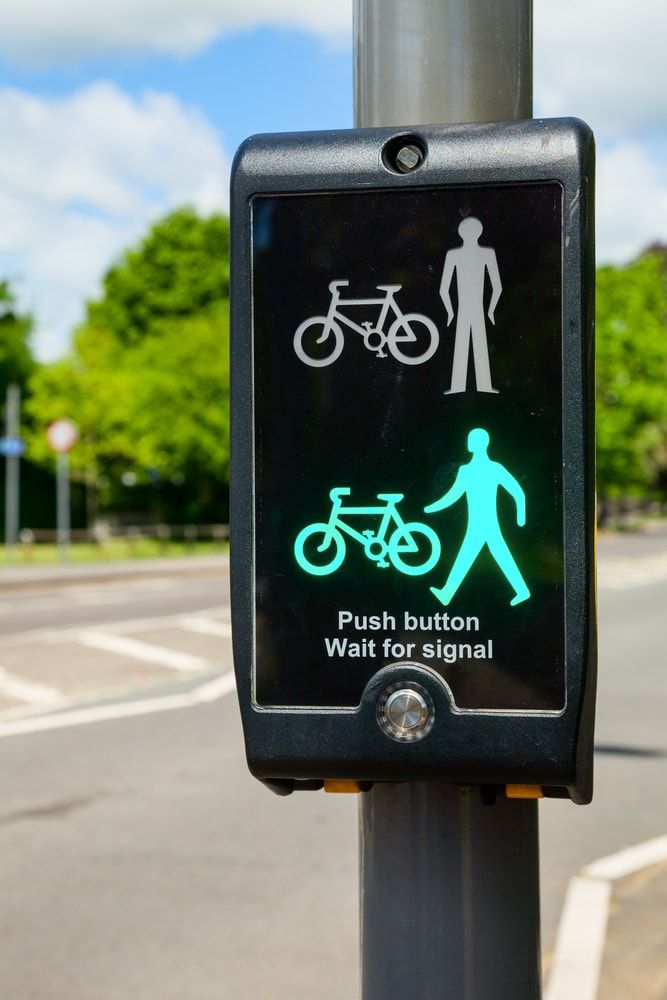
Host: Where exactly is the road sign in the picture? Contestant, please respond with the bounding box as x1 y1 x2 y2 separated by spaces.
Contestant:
46 419 78 453
0 436 25 458
231 119 597 801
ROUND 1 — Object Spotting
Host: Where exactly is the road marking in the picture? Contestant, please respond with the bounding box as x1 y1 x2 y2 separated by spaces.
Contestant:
583 833 667 881
191 673 237 701
71 580 179 605
0 666 64 706
544 877 611 1000
179 616 233 638
0 606 229 649
76 631 209 672
0 580 183 616
71 592 141 607
0 596 74 616
0 671 236 738
545 833 667 1000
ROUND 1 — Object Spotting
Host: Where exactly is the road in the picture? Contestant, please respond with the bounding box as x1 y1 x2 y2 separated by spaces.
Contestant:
0 539 665 999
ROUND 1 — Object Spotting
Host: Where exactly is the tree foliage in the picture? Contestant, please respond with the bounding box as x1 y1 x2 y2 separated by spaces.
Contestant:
26 209 230 521
596 253 667 499
87 208 229 345
0 280 35 398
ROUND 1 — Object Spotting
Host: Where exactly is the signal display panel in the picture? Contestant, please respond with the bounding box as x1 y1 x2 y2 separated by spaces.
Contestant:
252 183 564 712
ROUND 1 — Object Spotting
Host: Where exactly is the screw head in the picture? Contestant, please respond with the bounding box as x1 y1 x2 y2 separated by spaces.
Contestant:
394 143 424 173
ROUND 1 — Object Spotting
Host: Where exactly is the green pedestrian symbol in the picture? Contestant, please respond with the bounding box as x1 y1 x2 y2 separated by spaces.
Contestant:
425 428 531 607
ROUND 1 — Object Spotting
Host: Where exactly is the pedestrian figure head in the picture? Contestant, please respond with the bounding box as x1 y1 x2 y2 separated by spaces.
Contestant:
458 217 483 243
467 427 490 455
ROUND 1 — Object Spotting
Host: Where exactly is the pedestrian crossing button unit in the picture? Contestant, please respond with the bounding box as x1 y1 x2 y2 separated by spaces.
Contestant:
230 118 596 802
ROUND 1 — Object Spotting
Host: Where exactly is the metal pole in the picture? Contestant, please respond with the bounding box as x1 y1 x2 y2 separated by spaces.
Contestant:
354 0 532 127
354 2 540 998
56 452 70 562
4 384 21 555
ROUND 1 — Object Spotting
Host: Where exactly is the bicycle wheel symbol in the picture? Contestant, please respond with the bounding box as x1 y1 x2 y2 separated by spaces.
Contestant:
293 318 344 368
387 522 441 575
294 523 346 576
294 520 440 577
387 314 439 365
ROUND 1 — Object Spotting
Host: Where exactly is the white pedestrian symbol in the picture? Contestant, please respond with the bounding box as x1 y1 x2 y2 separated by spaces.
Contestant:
440 217 502 394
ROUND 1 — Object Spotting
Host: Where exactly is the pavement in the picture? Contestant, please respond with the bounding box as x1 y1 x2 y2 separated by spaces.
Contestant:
0 541 664 999
598 861 667 1000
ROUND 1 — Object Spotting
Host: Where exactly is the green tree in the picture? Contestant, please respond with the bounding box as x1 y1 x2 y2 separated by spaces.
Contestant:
87 208 229 344
26 208 230 523
127 308 229 482
0 280 35 398
596 253 667 505
26 325 131 475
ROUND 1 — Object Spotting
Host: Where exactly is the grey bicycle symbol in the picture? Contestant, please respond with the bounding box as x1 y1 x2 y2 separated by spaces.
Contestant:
294 487 441 576
293 280 440 367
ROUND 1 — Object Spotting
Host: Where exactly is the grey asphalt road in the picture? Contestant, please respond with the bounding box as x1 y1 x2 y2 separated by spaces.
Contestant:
0 541 665 999
0 556 229 637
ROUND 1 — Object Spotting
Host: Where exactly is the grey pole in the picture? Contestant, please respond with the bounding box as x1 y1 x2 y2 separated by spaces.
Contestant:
56 452 70 562
4 384 21 555
354 0 532 127
354 2 540 998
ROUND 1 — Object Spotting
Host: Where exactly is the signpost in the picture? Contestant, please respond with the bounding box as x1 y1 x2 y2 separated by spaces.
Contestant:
46 419 78 561
231 2 596 997
3 384 22 555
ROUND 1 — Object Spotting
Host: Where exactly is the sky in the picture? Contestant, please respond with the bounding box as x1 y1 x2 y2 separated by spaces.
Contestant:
0 0 665 360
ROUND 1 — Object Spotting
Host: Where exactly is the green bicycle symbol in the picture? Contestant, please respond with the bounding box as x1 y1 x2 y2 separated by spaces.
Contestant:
294 487 441 577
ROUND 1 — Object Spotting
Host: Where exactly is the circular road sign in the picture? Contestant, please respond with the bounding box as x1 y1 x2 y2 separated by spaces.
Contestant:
46 419 79 453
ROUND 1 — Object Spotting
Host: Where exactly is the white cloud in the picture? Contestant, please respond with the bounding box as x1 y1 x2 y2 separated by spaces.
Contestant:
0 0 352 66
534 0 667 136
0 2 664 362
0 82 229 360
533 0 667 263
596 141 667 264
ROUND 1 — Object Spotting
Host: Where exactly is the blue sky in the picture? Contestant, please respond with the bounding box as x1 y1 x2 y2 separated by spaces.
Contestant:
0 0 664 360
0 28 353 154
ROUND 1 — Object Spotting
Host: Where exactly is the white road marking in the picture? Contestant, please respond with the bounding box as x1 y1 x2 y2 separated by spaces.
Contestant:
71 580 178 604
76 631 209 672
76 606 226 637
0 671 236 739
190 672 237 701
0 596 73 616
71 592 141 607
583 833 667 881
0 666 64 706
545 833 667 1000
0 579 183 616
544 877 611 1000
0 606 230 648
179 616 233 638
598 553 667 590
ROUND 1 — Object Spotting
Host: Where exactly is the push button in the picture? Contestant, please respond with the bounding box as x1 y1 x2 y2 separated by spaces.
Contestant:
377 683 435 742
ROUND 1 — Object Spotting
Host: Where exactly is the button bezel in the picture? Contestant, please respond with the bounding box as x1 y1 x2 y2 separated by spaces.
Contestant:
377 681 435 743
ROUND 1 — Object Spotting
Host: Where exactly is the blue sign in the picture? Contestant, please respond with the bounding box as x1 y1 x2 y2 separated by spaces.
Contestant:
0 436 25 458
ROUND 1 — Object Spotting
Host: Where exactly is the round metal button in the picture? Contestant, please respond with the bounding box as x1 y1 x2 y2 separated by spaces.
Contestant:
377 683 435 742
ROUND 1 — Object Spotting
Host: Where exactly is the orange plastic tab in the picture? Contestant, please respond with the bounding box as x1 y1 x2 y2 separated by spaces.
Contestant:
323 779 362 794
506 784 544 799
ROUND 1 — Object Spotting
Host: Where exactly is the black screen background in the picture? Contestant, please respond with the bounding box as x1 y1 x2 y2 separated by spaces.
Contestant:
252 184 564 710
